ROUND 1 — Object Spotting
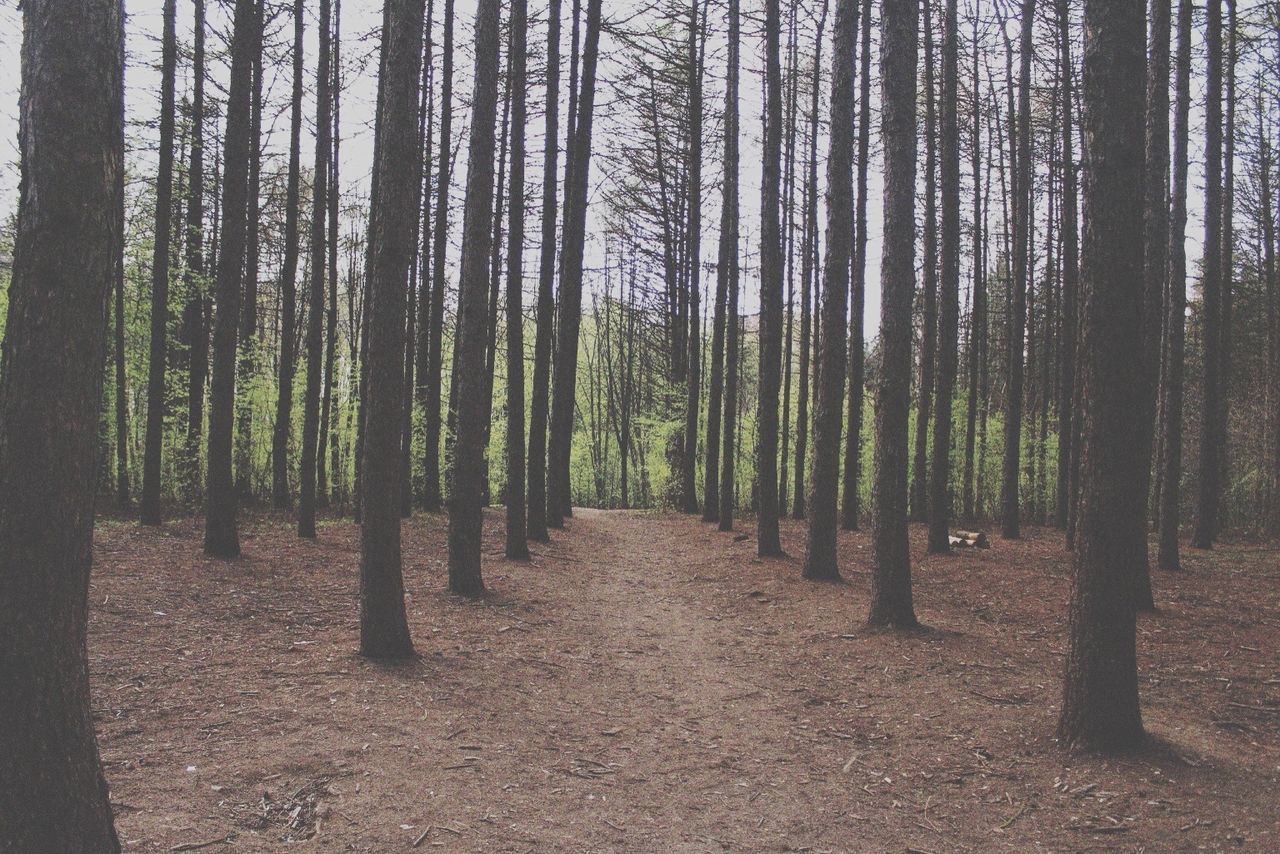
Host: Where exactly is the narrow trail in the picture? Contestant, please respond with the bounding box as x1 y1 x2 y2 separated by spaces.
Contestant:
89 508 1280 850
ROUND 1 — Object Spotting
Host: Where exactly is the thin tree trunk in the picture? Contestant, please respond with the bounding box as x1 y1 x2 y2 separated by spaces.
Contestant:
448 0 504 596
140 0 179 524
115 223 131 509
794 2 827 522
527 0 561 540
1131 0 1171 607
1055 0 1079 532
802 0 856 581
962 13 981 524
680 0 706 515
927 0 960 553
235 0 264 501
1001 0 1035 540
271 0 304 510
1158 0 1192 569
423 0 456 512
546 0 603 527
1192 0 1224 550
299 0 332 539
1058 0 1146 752
505 0 530 558
182 0 208 508
718 0 740 532
912 0 938 523
756 0 785 557
868 0 919 628
841 0 871 531
203 0 258 558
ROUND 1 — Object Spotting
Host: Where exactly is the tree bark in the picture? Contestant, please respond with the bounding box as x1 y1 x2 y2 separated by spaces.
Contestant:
717 0 741 533
841 0 871 532
181 0 208 509
235 0 264 500
140 0 179 524
527 0 561 541
203 0 258 558
680 0 706 516
299 0 332 539
801 0 856 581
1192 0 1224 550
868 0 919 628
546 0 603 528
911 0 938 524
447 0 504 596
505 0 530 559
360 0 423 659
927 0 961 553
1058 0 1146 753
1130 0 1170 607
0 0 124 844
271 0 305 510
1157 0 1192 569
1000 0 1035 540
1055 0 1079 532
755 0 785 557
423 0 456 512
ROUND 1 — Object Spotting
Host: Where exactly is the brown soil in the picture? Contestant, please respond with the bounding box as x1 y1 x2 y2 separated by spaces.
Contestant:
90 508 1279 851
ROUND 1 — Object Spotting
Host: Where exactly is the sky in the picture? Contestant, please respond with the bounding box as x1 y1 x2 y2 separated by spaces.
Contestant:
0 0 1226 342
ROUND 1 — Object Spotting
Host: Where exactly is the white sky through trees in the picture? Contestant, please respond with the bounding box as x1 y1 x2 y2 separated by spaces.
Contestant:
0 0 1224 340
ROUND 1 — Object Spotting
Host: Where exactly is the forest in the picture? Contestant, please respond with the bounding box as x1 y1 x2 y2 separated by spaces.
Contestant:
0 0 1277 849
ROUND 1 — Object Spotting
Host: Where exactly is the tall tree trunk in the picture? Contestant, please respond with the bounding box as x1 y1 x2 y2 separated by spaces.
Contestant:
448 0 504 596
546 0 603 526
794 2 827 522
527 0 561 540
962 15 982 524
414 0 436 510
1157 0 1192 569
182 0 208 508
1216 0 1236 538
841 0 871 531
0 0 124 845
423 0 456 512
1058 0 1146 752
235 0 264 500
911 0 938 523
1130 0 1171 607
505 0 530 558
1000 0 1035 540
717 0 741 532
322 1 342 508
115 223 131 508
360 0 423 659
680 0 705 515
927 0 960 553
1192 0 1224 550
802 0 856 581
30 22 125 829
1055 0 1079 531
868 0 919 628
755 0 785 557
299 0 332 539
272 0 305 509
140 0 179 524
203 0 258 558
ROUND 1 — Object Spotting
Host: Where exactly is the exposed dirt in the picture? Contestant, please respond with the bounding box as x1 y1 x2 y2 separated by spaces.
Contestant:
89 508 1280 851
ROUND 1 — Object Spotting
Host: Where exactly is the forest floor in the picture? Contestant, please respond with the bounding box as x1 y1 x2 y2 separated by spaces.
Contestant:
90 507 1279 851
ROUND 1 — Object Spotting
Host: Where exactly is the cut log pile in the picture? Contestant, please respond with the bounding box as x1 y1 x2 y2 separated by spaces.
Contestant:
949 530 990 549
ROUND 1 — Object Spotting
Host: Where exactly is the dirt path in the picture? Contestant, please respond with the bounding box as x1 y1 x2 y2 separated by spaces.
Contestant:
90 508 1280 850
